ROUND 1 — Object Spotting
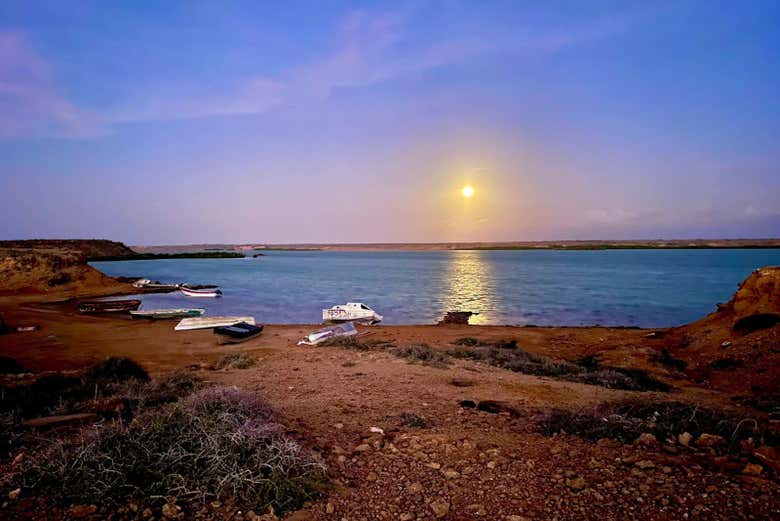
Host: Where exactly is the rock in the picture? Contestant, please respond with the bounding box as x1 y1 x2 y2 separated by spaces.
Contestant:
426 462 441 470
507 516 531 521
325 503 335 514
442 468 460 479
754 445 780 472
678 432 693 447
11 452 24 467
69 505 98 518
353 444 371 453
366 471 378 481
162 503 181 518
487 461 497 469
369 426 384 435
7 489 20 501
635 460 655 469
407 482 423 494
400 514 414 521
742 463 763 476
635 433 658 446
565 475 587 491
245 511 261 521
429 499 450 518
333 423 344 429
731 267 780 332
695 433 726 447
720 341 732 349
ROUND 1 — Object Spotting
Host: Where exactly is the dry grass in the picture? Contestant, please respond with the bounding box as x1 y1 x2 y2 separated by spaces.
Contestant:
391 344 449 367
216 353 256 369
18 387 327 514
536 400 772 449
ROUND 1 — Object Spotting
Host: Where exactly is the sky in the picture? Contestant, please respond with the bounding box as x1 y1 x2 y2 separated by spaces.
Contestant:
0 0 778 245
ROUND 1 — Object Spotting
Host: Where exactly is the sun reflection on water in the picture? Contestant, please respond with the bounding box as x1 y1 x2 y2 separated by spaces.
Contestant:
440 250 496 325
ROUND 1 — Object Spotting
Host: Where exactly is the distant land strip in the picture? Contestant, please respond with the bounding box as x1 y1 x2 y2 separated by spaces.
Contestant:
130 239 780 254
91 251 244 261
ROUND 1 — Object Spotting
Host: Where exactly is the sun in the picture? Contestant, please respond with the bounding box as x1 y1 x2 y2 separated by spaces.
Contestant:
462 185 475 198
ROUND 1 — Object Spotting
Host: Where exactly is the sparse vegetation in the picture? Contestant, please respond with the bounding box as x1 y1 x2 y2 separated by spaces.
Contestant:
319 337 395 350
398 411 429 428
651 349 688 371
216 352 256 369
0 356 28 374
448 345 670 391
536 400 773 449
391 344 449 367
19 387 327 514
84 356 150 384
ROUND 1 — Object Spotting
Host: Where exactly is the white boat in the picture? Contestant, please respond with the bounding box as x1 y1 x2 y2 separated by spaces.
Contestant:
298 322 358 345
174 316 255 331
180 287 222 298
322 302 383 324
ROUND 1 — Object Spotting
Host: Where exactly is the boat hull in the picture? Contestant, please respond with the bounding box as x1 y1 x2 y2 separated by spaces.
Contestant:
214 322 264 344
78 299 142 314
174 316 255 331
130 308 205 320
180 287 222 298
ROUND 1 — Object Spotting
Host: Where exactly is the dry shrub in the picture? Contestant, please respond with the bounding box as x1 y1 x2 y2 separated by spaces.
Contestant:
391 344 449 367
0 356 28 375
216 353 255 369
19 386 327 514
84 357 150 384
319 337 395 351
398 412 429 429
449 346 670 392
536 400 771 449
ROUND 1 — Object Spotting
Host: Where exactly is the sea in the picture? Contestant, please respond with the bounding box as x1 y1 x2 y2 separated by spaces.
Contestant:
90 249 780 327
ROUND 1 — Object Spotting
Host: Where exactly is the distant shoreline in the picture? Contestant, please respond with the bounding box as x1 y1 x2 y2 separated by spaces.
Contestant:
131 239 780 254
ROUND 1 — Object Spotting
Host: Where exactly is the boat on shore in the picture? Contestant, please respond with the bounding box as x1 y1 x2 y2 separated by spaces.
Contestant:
298 321 358 345
322 302 383 324
213 322 264 344
78 299 142 314
130 308 205 320
180 286 222 298
132 278 181 291
174 316 255 331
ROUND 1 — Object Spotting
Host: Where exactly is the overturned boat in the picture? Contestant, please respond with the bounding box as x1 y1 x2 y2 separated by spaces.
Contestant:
180 286 222 298
78 299 142 314
214 322 264 344
322 302 383 325
130 308 205 320
174 316 255 331
298 321 358 345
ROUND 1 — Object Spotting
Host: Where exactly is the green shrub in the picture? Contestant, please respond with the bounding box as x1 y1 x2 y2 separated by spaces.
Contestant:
391 344 449 367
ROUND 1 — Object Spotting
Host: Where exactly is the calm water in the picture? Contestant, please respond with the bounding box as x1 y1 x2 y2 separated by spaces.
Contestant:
91 249 780 327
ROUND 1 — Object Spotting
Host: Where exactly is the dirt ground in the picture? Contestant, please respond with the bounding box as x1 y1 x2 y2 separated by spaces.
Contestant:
1 297 778 520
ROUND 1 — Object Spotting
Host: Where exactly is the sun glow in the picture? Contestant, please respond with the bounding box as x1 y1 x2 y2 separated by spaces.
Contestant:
462 185 475 198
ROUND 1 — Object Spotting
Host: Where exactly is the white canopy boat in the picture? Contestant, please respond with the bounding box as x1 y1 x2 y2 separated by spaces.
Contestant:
174 316 255 331
322 302 383 325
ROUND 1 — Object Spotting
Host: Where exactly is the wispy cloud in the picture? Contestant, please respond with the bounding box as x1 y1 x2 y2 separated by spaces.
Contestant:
0 31 105 139
1 8 631 138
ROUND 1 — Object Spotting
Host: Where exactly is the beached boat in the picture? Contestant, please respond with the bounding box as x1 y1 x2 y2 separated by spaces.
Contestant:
130 308 205 320
78 299 142 314
322 302 383 324
174 316 255 331
180 286 222 298
298 321 358 345
213 322 264 344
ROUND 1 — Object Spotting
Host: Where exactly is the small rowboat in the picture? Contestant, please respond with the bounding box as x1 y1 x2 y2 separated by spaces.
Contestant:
180 287 222 298
213 322 264 344
174 316 255 331
78 299 142 314
130 308 205 320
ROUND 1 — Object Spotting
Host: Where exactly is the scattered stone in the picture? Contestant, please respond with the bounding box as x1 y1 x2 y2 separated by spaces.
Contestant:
635 433 658 446
442 468 460 479
426 462 442 470
366 472 378 481
162 503 182 518
695 433 726 447
142 508 154 518
400 514 414 521
369 426 384 435
754 445 780 472
507 516 531 521
7 489 20 501
635 460 655 469
69 505 98 518
720 341 732 349
565 475 587 491
333 423 344 429
742 463 763 476
353 444 371 453
429 499 450 518
678 432 693 447
325 503 335 514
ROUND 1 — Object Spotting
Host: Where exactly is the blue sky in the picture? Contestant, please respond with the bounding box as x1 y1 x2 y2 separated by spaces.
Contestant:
1 0 778 244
